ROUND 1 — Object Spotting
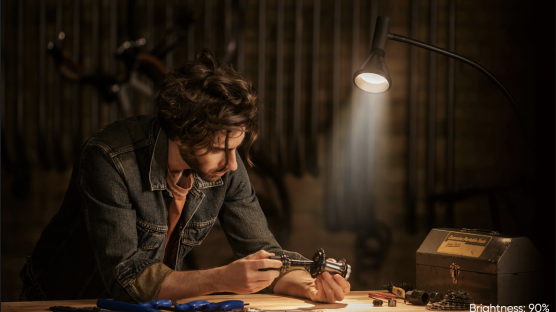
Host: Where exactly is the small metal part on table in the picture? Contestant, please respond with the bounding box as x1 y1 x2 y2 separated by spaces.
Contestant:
372 299 384 307
429 292 444 303
405 290 429 305
388 299 397 307
426 289 474 311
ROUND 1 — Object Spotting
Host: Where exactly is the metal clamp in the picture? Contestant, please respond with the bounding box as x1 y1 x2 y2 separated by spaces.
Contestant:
450 263 460 284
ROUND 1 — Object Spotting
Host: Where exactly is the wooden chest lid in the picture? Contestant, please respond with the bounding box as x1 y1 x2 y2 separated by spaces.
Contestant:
416 228 542 274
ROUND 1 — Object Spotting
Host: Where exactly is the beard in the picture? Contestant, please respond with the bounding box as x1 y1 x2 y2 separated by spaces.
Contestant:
179 148 222 182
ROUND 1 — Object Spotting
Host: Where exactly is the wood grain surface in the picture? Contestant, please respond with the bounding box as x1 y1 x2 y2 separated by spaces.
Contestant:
1 291 431 312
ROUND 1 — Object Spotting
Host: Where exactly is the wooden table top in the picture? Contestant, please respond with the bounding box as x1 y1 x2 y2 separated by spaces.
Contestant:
1 291 429 312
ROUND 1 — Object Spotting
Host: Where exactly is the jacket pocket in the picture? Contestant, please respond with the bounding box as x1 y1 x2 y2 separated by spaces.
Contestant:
180 217 217 246
136 220 167 258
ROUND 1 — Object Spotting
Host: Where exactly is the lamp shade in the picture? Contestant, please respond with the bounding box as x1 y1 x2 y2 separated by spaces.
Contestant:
353 50 392 93
353 15 392 93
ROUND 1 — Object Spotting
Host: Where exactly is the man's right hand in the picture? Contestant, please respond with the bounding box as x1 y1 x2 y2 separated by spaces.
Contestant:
219 250 283 294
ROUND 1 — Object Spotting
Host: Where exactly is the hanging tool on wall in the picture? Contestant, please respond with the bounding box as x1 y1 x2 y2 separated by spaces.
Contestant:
46 2 195 120
148 7 196 64
46 1 194 104
47 37 153 118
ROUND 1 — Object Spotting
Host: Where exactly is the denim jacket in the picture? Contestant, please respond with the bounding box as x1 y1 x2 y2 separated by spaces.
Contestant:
20 115 306 302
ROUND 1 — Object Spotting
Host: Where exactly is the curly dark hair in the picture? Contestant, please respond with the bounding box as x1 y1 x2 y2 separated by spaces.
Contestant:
156 49 259 167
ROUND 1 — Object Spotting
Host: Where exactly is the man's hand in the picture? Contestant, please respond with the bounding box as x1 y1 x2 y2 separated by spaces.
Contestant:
273 258 351 304
307 271 351 303
219 250 283 294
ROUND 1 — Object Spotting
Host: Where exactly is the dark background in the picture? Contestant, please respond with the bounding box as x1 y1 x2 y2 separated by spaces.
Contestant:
1 0 554 303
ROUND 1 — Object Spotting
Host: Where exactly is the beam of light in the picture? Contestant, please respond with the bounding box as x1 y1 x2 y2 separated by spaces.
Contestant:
326 85 389 231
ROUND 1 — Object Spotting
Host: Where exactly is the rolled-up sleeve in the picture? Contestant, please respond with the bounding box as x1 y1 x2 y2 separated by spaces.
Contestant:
79 144 169 302
218 152 310 292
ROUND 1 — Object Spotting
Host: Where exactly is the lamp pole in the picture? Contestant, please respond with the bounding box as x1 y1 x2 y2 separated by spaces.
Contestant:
386 33 523 130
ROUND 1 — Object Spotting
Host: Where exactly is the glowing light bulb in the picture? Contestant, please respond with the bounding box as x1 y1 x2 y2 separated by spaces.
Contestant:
360 73 387 84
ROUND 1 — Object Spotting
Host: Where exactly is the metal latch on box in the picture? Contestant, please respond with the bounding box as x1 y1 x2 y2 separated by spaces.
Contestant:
450 263 460 283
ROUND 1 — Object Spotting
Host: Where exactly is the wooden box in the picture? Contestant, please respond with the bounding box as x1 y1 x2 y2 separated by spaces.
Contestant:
416 228 543 305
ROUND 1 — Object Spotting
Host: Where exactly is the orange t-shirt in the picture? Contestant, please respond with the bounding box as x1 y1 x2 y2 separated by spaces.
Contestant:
163 167 193 265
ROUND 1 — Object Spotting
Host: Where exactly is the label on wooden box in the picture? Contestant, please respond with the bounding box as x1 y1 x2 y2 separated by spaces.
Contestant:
436 231 492 258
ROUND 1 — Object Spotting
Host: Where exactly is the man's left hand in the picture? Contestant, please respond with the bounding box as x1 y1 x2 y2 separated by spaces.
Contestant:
272 258 351 303
307 271 351 303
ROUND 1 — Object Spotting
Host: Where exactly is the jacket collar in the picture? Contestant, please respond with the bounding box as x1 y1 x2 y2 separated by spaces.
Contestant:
148 125 169 191
148 121 223 191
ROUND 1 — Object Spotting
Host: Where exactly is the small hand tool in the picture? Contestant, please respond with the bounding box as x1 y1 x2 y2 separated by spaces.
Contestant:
97 299 159 312
368 292 397 300
203 300 246 312
139 299 244 312
50 307 101 312
382 282 413 299
140 299 197 312
139 299 175 309
173 300 210 311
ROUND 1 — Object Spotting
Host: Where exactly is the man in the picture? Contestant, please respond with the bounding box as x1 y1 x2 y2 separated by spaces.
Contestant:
20 49 350 303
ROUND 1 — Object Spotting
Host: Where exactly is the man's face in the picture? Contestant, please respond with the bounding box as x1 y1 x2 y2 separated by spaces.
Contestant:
179 129 245 182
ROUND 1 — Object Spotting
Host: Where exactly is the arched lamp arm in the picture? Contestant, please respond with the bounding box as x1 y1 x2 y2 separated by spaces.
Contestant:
388 32 524 132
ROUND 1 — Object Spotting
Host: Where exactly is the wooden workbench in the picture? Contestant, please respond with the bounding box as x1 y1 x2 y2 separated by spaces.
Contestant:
1 291 429 312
